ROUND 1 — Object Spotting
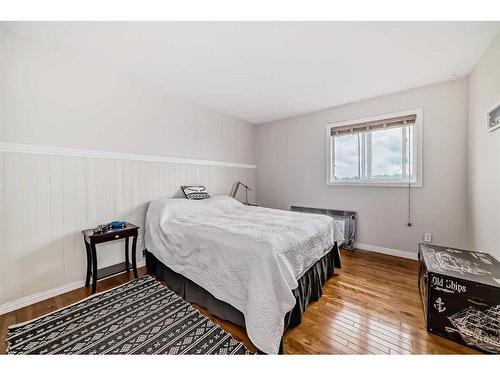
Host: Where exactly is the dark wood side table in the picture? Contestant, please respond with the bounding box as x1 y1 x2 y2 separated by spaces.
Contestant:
82 223 139 294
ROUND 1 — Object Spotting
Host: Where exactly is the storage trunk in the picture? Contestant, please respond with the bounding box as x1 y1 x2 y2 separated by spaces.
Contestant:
418 243 500 354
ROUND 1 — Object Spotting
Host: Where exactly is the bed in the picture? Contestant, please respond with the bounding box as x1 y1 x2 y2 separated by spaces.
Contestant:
144 196 344 354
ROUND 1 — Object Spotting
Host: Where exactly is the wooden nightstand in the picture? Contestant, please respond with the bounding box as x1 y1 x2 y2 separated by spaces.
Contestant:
82 223 139 294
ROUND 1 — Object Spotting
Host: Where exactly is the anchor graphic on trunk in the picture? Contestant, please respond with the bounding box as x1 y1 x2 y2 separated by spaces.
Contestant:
434 297 446 313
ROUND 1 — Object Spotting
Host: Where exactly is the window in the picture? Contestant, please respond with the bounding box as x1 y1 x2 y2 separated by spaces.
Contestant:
326 109 422 186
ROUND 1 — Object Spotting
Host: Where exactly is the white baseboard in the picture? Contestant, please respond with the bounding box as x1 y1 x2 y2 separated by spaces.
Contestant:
355 242 418 260
0 259 146 315
0 281 86 316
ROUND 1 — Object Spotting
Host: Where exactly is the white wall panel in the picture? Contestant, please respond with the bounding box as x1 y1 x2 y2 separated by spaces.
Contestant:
0 151 257 310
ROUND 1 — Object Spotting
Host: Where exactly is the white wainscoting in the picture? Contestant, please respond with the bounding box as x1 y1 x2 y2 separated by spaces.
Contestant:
0 146 256 313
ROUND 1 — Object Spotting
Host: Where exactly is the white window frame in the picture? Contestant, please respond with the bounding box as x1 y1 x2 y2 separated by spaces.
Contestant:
326 108 423 187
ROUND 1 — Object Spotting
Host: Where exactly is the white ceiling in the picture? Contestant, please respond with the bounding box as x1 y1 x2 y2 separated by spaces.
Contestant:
2 22 499 124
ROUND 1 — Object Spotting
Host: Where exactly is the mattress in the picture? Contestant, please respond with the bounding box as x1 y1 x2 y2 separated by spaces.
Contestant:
145 196 344 353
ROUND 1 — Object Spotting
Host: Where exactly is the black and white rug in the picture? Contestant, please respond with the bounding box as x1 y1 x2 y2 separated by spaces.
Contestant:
7 275 254 355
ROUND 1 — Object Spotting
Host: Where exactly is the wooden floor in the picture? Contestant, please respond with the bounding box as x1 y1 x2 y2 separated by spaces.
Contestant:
0 250 479 354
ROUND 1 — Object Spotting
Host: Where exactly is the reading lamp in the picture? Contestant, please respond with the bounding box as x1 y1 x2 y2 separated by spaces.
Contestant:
230 181 251 205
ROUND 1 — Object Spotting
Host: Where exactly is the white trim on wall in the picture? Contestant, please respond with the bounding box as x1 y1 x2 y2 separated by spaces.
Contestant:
355 242 418 260
0 142 257 169
0 259 146 315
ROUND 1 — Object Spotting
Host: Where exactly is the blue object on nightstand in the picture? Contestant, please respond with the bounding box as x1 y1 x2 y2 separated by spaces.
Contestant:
108 220 127 229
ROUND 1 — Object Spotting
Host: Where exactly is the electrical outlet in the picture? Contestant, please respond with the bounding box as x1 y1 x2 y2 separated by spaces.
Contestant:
424 233 432 243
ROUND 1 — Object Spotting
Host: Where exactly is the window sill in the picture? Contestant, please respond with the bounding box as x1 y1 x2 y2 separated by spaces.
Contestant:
327 181 423 188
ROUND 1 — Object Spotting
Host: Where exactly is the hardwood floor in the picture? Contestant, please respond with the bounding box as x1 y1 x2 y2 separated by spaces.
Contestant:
0 250 479 354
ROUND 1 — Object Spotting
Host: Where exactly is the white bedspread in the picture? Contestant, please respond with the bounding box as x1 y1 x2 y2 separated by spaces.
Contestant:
145 196 344 354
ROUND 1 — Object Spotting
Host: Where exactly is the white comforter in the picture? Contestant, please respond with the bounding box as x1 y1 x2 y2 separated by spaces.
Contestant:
145 196 344 354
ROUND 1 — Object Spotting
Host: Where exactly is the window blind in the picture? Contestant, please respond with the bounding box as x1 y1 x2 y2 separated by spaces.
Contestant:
330 114 417 136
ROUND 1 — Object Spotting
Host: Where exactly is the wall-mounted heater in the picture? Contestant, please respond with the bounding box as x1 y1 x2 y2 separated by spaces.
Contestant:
290 206 357 250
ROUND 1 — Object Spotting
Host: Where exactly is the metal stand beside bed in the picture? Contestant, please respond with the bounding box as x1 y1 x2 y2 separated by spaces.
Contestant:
145 242 341 354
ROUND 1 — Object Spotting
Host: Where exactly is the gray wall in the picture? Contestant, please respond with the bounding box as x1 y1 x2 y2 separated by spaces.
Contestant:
256 79 469 256
0 30 257 312
0 31 255 165
468 32 500 259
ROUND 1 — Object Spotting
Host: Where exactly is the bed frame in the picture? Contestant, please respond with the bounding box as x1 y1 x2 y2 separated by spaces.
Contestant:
145 242 341 354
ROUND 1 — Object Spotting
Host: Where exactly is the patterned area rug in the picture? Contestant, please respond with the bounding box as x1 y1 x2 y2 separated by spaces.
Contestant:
7 275 254 355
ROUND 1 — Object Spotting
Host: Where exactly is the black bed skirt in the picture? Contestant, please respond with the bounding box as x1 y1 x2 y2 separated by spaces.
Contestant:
145 243 341 353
